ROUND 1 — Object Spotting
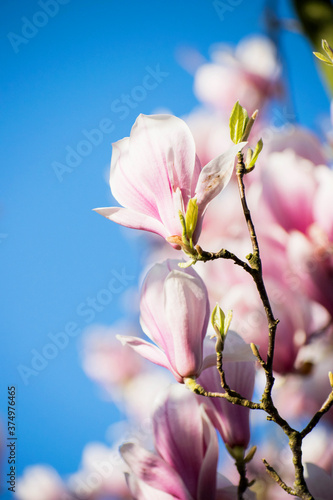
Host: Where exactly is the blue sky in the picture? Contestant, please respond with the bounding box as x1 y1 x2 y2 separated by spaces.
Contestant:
0 0 331 497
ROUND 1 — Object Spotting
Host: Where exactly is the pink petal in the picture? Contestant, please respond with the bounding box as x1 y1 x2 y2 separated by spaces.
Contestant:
197 407 219 500
153 386 206 498
195 142 246 213
140 261 176 353
198 334 255 448
261 150 317 233
163 269 210 378
116 335 182 382
120 443 191 500
287 231 333 317
198 359 254 448
93 207 168 239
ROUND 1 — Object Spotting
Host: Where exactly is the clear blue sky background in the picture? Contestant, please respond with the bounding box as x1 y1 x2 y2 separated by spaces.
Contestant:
0 0 330 498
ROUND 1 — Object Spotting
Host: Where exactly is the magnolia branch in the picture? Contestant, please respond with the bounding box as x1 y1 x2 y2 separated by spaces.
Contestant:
195 246 253 273
234 152 316 499
184 377 261 410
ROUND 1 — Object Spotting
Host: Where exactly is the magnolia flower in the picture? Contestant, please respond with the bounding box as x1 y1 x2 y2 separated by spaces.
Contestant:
288 230 333 319
94 114 244 248
117 260 210 382
120 385 220 500
81 324 144 399
261 150 318 235
194 36 281 114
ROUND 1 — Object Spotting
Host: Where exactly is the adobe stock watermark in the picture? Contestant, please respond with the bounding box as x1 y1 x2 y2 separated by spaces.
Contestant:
261 106 295 145
17 267 135 385
213 0 243 22
7 0 71 54
51 64 169 183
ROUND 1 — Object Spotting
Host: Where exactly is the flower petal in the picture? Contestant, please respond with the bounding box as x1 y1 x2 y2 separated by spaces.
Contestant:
93 207 168 239
153 385 206 498
120 443 192 500
195 142 246 212
163 269 210 378
116 335 182 382
197 406 219 500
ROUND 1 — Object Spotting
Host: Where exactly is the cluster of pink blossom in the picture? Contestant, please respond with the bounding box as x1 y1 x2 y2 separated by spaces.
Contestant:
16 36 333 500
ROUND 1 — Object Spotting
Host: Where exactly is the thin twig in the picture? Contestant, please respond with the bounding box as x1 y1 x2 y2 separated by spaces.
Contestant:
301 390 333 439
262 459 296 496
195 245 252 274
184 378 261 410
250 342 266 369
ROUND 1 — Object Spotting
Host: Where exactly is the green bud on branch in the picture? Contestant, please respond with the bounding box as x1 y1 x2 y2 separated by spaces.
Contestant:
244 445 257 464
246 138 263 171
185 198 198 244
211 304 232 352
229 101 249 144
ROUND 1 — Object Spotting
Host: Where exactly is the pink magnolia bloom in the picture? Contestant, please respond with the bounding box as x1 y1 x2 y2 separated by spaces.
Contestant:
117 260 210 383
81 324 144 399
120 384 219 500
223 277 317 374
197 333 255 449
94 114 243 248
194 36 281 114
287 230 333 319
261 150 319 234
265 126 327 166
185 108 231 166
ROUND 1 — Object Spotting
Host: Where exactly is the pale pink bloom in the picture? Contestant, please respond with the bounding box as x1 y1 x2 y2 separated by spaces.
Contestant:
274 343 333 425
194 36 281 114
94 114 244 248
16 466 68 500
82 325 173 422
287 230 333 318
122 370 173 422
197 182 250 250
261 150 318 234
68 442 131 499
117 260 210 383
197 334 255 449
81 324 144 399
185 108 231 166
264 125 327 166
121 384 219 500
222 276 315 374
